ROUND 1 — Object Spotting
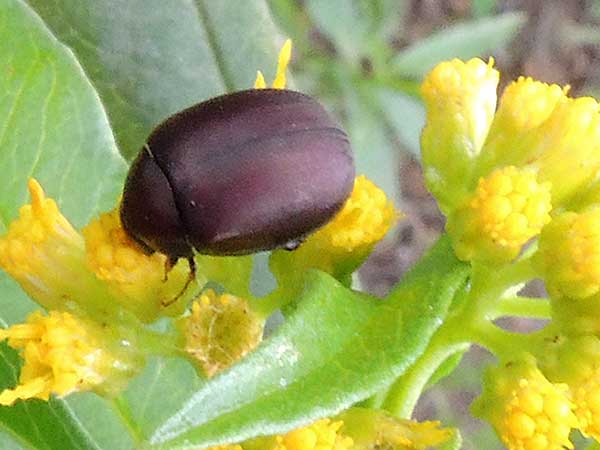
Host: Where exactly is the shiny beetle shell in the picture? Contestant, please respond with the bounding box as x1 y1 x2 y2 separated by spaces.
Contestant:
120 88 355 259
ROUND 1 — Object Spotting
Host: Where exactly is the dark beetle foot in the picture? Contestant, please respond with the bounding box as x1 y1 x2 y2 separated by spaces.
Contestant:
161 257 197 307
282 237 305 251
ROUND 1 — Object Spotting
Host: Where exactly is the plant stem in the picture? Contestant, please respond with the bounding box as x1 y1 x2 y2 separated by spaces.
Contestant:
493 295 551 320
378 236 543 419
382 326 469 418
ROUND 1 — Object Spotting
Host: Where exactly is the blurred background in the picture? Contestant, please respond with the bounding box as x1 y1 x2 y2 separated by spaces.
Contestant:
266 1 600 448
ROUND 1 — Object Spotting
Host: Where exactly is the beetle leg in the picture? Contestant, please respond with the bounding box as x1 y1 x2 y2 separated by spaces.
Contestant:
161 256 197 307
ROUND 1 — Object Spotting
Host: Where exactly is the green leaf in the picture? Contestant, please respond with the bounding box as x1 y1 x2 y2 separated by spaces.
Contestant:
472 0 497 18
392 12 526 79
122 357 203 442
0 0 128 324
0 0 126 229
65 394 135 450
26 0 287 160
304 0 405 63
267 0 312 49
0 343 102 450
146 237 467 448
0 429 24 450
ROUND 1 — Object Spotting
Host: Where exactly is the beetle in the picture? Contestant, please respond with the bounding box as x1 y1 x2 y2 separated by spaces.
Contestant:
120 88 355 299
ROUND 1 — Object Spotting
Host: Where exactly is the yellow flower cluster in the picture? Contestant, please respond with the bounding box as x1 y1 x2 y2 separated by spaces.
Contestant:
270 175 398 287
272 419 353 450
474 356 577 450
0 39 397 410
536 335 600 441
212 411 453 450
423 56 600 448
448 166 551 262
206 446 243 450
181 289 264 377
317 175 398 254
84 208 195 322
421 58 600 263
338 407 451 450
421 58 499 210
0 180 94 311
0 311 140 405
538 208 600 300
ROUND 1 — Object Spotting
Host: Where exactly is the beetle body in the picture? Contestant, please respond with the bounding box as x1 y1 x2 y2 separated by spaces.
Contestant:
120 88 355 260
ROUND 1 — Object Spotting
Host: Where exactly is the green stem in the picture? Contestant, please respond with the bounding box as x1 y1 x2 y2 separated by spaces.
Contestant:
382 326 469 418
493 296 551 320
461 256 539 323
468 319 539 360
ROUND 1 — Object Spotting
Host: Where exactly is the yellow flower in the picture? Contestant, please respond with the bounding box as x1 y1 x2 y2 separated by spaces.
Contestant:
477 77 567 175
338 407 451 450
0 310 142 405
316 175 398 254
423 59 600 214
272 419 353 450
83 208 197 322
205 446 243 450
473 355 577 450
255 39 292 90
517 97 600 206
180 289 263 377
447 166 552 262
537 208 600 300
270 175 398 286
538 335 600 441
0 179 114 314
421 58 499 211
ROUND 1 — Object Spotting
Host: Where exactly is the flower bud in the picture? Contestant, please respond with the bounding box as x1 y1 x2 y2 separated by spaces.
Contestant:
337 407 451 450
538 208 600 300
473 355 577 450
0 180 114 314
270 175 398 289
0 310 143 405
421 58 499 211
447 166 551 262
180 290 263 377
84 208 196 322
270 418 353 450
538 335 600 440
477 77 566 175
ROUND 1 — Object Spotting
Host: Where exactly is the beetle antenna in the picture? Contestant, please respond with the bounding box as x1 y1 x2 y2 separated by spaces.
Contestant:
161 257 197 307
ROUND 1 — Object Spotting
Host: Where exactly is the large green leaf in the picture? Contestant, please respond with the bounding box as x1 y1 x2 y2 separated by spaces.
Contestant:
392 12 526 79
0 0 128 325
122 357 203 442
26 0 287 160
0 2 133 446
304 0 406 64
0 0 126 230
145 237 467 448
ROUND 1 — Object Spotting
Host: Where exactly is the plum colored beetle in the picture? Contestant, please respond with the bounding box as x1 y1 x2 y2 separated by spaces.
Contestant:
120 88 355 271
